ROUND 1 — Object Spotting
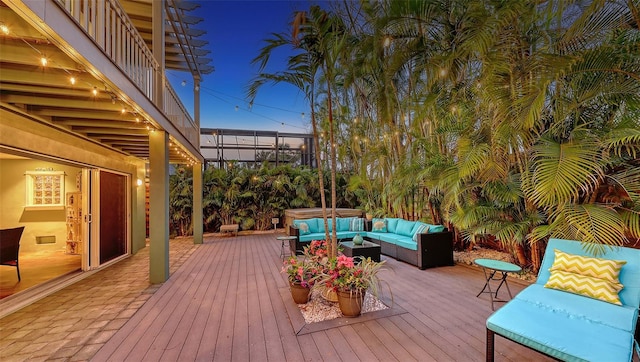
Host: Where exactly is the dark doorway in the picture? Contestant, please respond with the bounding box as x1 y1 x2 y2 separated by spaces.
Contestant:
99 171 127 264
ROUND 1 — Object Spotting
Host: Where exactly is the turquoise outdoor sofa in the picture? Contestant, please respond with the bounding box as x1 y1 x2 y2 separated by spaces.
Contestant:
486 238 640 362
289 217 454 269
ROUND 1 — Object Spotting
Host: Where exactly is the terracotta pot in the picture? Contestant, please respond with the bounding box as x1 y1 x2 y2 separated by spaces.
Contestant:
321 286 339 302
337 289 366 317
289 282 311 304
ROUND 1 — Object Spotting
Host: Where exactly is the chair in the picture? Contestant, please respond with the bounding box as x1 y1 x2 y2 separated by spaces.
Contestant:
0 226 25 281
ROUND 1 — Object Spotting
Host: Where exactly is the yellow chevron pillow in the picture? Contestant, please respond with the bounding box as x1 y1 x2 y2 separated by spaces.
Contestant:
549 249 626 283
545 270 623 305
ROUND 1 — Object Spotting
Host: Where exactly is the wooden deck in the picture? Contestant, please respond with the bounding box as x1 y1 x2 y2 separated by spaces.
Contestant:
93 233 553 361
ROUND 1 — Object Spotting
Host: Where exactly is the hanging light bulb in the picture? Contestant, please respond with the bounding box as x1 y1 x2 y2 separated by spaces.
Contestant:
301 112 305 119
235 105 239 111
40 57 48 66
92 87 98 96
121 107 126 114
383 36 391 48
69 76 76 85
0 24 9 35
181 80 186 87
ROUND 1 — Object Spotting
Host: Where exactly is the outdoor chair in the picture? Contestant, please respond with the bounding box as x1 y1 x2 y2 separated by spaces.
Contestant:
0 226 25 281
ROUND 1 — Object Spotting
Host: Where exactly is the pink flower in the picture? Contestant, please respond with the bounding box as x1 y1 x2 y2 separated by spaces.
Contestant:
337 255 354 269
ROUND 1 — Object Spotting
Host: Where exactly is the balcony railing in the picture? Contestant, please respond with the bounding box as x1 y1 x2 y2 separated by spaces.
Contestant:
54 0 198 147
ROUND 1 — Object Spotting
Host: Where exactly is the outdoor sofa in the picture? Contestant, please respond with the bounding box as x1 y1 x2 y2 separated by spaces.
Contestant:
486 238 640 362
288 216 454 269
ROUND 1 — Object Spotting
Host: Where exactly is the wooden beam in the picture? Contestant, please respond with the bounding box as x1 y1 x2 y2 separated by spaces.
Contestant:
0 38 80 71
54 119 144 129
0 94 122 111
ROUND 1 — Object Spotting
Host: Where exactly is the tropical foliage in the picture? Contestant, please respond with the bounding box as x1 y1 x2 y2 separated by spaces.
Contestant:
169 163 357 237
245 0 640 269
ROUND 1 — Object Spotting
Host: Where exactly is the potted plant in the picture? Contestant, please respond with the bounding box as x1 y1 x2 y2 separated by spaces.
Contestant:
282 256 318 304
304 239 339 302
319 255 386 317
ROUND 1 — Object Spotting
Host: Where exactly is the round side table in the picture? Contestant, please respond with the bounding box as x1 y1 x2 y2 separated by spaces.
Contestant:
474 258 521 310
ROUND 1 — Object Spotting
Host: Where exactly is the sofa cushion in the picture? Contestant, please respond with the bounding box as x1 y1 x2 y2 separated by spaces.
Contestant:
349 217 365 231
393 236 418 251
544 269 623 305
411 222 429 242
365 232 386 241
371 218 387 232
315 219 332 233
516 284 637 332
299 232 326 242
549 249 626 283
337 217 352 232
426 224 445 233
486 293 636 362
293 219 315 235
396 219 416 237
385 218 400 233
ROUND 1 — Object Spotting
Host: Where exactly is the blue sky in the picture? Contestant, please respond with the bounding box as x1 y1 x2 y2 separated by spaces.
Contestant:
168 0 322 134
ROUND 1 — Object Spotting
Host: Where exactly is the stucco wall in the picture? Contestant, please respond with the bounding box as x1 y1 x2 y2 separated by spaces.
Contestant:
0 159 81 253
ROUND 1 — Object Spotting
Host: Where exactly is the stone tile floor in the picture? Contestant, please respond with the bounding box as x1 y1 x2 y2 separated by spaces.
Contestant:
0 237 198 362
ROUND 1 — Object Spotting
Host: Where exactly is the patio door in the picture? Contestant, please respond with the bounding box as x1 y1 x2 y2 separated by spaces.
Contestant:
98 170 128 264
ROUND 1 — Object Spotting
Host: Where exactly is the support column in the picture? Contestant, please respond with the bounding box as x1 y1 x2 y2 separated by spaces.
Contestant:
152 0 165 107
192 162 203 244
149 130 169 283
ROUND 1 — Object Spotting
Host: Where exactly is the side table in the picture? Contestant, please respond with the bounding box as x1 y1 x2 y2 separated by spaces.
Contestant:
474 258 521 310
276 236 297 261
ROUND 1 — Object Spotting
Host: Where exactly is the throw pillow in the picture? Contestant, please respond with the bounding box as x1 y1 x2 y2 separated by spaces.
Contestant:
349 217 364 232
550 249 626 283
371 218 387 232
412 224 429 242
297 222 310 235
544 269 623 305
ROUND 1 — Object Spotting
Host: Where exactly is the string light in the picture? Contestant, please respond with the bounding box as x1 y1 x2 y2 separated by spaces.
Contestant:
40 57 48 66
92 87 98 96
0 24 9 35
383 36 392 48
69 76 76 85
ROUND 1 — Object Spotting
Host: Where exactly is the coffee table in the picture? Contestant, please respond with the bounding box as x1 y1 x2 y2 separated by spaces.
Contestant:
340 240 381 262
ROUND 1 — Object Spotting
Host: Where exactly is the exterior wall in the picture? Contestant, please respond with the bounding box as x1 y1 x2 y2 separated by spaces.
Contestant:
0 159 81 253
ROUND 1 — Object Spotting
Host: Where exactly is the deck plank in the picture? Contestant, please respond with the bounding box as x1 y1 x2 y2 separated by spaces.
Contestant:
93 233 555 362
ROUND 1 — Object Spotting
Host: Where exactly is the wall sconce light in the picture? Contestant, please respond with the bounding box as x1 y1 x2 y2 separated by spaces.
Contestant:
136 179 143 187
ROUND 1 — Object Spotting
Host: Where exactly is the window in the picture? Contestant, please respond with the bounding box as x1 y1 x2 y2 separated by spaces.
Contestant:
25 171 65 209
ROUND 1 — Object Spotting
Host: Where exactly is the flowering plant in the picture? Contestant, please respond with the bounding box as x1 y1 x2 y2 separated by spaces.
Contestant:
282 256 320 288
320 255 385 294
306 239 329 260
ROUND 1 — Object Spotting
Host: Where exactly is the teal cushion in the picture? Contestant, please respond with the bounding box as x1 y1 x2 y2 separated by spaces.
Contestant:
427 224 445 233
308 218 322 233
365 232 385 241
293 219 315 235
349 217 365 231
411 222 429 242
394 236 418 251
486 293 635 362
371 218 387 232
299 232 326 242
337 217 351 232
314 218 331 233
385 218 400 233
396 219 416 237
